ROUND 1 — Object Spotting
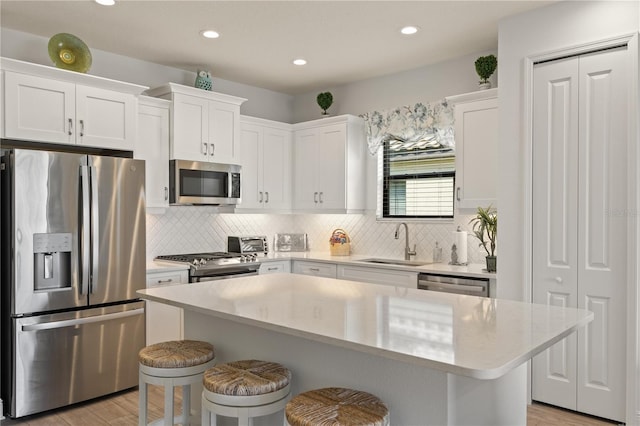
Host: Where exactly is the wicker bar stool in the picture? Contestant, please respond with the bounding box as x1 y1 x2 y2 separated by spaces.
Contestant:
139 340 216 426
201 359 291 426
285 387 390 426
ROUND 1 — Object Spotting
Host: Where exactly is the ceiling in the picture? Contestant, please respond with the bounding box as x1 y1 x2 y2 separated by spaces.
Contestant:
0 1 554 95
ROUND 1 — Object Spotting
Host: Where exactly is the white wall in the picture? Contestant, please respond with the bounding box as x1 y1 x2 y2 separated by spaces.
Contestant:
498 2 639 424
0 28 295 123
292 49 497 123
497 0 639 302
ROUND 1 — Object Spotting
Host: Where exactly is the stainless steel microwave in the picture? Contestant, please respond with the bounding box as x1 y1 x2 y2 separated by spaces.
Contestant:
169 160 241 205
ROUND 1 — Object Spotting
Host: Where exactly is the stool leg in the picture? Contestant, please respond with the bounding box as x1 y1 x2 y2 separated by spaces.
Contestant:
138 370 147 426
164 380 174 426
238 408 250 426
201 394 211 426
181 384 191 426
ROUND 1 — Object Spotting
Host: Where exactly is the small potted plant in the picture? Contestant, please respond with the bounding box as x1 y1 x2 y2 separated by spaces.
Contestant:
474 55 497 90
470 205 497 272
317 92 333 116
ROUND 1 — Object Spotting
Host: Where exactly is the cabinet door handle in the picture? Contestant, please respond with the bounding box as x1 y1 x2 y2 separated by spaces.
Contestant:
319 192 323 203
314 192 318 203
259 191 263 203
202 143 208 155
456 187 461 201
157 278 173 284
68 118 73 136
79 120 85 137
265 191 269 203
210 143 215 156
309 268 320 272
164 186 169 201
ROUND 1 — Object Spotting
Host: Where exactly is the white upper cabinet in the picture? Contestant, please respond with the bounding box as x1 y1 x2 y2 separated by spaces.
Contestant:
446 88 498 210
238 116 292 211
1 58 145 151
292 115 366 213
145 83 247 165
135 96 170 212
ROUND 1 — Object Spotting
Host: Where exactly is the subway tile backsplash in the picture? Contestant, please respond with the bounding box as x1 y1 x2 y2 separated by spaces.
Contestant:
146 208 485 265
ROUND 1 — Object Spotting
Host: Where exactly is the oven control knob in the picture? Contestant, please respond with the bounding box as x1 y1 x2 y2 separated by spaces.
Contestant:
192 259 200 266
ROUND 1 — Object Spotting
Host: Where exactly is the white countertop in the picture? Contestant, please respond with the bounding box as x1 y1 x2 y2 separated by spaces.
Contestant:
138 273 591 380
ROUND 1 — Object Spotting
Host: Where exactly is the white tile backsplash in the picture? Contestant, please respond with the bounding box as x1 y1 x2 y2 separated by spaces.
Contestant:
147 208 485 264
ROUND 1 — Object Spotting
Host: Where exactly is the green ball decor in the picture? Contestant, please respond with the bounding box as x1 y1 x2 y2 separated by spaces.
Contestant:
474 55 497 83
317 92 333 115
48 33 92 73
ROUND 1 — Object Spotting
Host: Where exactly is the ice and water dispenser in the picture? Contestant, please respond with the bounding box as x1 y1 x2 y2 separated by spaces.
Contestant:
33 233 72 291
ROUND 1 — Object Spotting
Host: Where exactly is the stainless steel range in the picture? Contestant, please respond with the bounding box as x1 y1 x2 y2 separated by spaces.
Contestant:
155 252 260 282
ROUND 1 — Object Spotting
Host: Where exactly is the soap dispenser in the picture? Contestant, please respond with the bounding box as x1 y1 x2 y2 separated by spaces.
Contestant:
433 241 443 263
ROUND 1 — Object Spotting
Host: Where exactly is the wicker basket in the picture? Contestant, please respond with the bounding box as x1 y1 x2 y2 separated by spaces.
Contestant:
329 228 351 256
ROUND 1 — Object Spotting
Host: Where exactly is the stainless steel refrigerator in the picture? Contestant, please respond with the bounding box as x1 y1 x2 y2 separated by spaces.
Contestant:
0 147 146 418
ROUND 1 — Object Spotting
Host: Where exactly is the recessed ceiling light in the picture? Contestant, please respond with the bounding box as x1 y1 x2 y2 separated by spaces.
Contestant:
95 0 115 5
293 58 307 66
201 30 220 39
400 26 419 35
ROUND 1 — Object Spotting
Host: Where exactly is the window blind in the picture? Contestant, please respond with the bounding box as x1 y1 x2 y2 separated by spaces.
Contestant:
382 140 455 219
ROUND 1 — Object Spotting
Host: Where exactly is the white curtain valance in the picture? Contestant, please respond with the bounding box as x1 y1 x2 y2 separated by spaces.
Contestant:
360 100 455 155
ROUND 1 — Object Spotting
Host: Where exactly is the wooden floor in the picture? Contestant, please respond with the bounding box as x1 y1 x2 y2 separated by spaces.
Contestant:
1 387 621 425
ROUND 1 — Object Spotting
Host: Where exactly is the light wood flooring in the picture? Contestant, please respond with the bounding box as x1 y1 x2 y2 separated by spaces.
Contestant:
0 387 622 425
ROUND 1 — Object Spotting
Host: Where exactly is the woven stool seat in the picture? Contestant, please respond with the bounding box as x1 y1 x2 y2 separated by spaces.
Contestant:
139 339 214 369
285 387 389 426
203 359 291 396
138 340 216 426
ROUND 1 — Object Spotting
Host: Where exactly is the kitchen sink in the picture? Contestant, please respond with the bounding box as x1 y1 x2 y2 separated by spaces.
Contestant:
359 258 431 267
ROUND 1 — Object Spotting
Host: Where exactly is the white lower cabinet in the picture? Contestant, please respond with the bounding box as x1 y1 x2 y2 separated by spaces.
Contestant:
259 261 291 274
292 260 337 278
145 269 187 345
337 265 418 288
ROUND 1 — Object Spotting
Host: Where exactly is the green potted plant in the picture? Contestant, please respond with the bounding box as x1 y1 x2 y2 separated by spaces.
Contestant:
474 55 497 90
317 92 333 115
469 205 497 272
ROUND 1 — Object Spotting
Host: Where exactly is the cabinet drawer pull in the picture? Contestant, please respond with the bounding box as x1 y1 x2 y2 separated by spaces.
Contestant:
309 268 320 272
267 267 278 271
68 118 73 136
157 278 173 284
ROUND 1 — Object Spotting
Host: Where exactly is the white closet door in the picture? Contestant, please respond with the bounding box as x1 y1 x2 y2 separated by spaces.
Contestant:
532 46 628 423
532 56 580 410
575 46 627 420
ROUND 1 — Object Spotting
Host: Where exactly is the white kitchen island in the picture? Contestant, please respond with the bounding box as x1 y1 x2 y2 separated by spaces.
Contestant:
138 273 592 426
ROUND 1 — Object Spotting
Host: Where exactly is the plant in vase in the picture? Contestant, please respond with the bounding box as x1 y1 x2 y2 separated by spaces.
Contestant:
470 205 497 272
317 92 333 116
474 55 497 90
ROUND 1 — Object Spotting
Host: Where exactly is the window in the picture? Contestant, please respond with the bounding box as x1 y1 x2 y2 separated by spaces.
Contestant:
380 138 455 219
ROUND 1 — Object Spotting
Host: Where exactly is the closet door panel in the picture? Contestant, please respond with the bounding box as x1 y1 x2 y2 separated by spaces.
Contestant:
531 57 580 410
576 46 628 422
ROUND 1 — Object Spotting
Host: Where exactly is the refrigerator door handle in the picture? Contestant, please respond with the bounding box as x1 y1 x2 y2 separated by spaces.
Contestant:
90 165 99 294
21 308 144 332
80 164 91 295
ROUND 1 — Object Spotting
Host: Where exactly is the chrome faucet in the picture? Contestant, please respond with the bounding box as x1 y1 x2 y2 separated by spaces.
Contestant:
394 222 417 260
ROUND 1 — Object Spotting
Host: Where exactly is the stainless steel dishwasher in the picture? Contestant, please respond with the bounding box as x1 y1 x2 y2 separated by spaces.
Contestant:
418 273 490 297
